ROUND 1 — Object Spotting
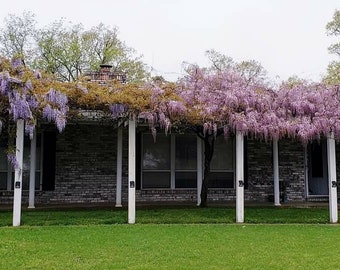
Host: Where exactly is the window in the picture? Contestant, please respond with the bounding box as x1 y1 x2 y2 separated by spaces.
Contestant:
142 134 171 188
0 136 42 191
0 146 11 190
210 137 234 188
141 133 235 189
175 135 197 188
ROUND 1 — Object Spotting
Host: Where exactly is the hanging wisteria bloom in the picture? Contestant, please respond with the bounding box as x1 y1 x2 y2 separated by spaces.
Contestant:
7 151 19 169
110 104 127 118
8 91 33 121
42 89 69 132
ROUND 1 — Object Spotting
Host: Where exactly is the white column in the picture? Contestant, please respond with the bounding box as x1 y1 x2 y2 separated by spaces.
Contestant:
13 119 24 227
236 131 244 223
128 119 136 224
197 137 203 206
327 132 338 223
115 127 123 207
273 139 281 206
28 130 37 209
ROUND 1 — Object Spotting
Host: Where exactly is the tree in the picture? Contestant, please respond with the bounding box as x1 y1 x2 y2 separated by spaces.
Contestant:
176 66 274 207
235 60 268 86
324 10 340 84
324 61 340 85
35 20 150 82
0 11 37 66
0 12 150 82
205 49 234 72
281 75 310 88
35 20 86 82
205 49 268 86
82 23 150 82
182 53 269 207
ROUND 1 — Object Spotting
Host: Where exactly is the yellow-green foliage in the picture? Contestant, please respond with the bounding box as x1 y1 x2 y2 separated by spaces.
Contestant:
0 57 184 124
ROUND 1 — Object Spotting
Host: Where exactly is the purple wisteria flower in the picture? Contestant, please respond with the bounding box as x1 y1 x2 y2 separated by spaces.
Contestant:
25 122 35 140
42 104 55 122
11 58 22 69
0 71 10 95
7 152 19 170
25 80 33 91
46 88 68 107
9 91 32 121
42 89 69 132
110 104 127 118
34 70 41 79
27 95 39 109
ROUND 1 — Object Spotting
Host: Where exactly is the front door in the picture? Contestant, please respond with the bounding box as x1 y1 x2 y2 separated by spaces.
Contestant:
308 141 328 196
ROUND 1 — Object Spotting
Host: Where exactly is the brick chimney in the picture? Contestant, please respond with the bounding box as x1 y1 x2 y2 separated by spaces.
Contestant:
99 64 112 80
85 64 126 83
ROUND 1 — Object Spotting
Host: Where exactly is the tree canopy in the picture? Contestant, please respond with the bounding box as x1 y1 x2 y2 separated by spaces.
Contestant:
0 12 150 83
324 9 340 85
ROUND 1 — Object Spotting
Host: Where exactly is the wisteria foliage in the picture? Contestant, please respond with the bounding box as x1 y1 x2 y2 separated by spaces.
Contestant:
0 58 69 166
171 68 340 143
1 57 340 167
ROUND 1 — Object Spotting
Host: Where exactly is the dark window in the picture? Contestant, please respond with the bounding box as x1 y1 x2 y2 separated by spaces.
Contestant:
311 143 323 178
42 131 56 191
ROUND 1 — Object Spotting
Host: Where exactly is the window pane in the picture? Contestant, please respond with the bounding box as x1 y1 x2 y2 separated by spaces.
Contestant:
209 172 234 188
211 137 233 170
175 172 197 188
311 143 323 177
142 134 170 170
22 171 29 190
35 172 41 190
0 148 7 171
175 135 197 170
142 172 170 188
0 172 7 190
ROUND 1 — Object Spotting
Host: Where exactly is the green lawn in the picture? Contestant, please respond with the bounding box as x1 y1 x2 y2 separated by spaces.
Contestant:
0 206 331 226
0 207 338 269
1 224 339 269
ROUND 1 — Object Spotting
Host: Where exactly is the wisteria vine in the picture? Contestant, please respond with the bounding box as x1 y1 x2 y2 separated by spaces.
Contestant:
1 57 340 168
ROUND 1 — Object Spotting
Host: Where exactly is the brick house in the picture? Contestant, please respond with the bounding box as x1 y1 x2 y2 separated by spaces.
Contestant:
2 65 338 225
2 125 336 202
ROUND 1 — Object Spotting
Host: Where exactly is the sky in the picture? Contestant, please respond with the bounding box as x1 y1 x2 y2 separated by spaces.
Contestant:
0 0 339 83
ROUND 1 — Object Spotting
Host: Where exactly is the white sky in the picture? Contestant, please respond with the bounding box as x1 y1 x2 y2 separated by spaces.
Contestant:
0 0 339 82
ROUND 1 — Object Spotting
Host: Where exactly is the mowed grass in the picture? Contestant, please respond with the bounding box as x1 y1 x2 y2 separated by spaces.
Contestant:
0 206 331 226
0 207 338 269
1 224 340 269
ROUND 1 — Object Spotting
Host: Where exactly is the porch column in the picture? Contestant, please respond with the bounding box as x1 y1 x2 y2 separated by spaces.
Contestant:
13 119 24 227
115 127 123 207
197 137 203 206
236 131 244 223
273 139 281 206
327 132 338 223
128 119 136 224
28 129 37 209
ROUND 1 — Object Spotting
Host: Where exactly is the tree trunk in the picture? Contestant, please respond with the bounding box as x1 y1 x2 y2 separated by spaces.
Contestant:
199 135 215 208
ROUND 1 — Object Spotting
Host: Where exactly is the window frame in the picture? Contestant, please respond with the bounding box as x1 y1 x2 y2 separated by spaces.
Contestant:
0 134 43 191
141 133 236 190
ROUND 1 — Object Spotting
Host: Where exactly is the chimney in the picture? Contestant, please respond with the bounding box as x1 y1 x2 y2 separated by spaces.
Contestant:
85 64 126 83
99 64 112 80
